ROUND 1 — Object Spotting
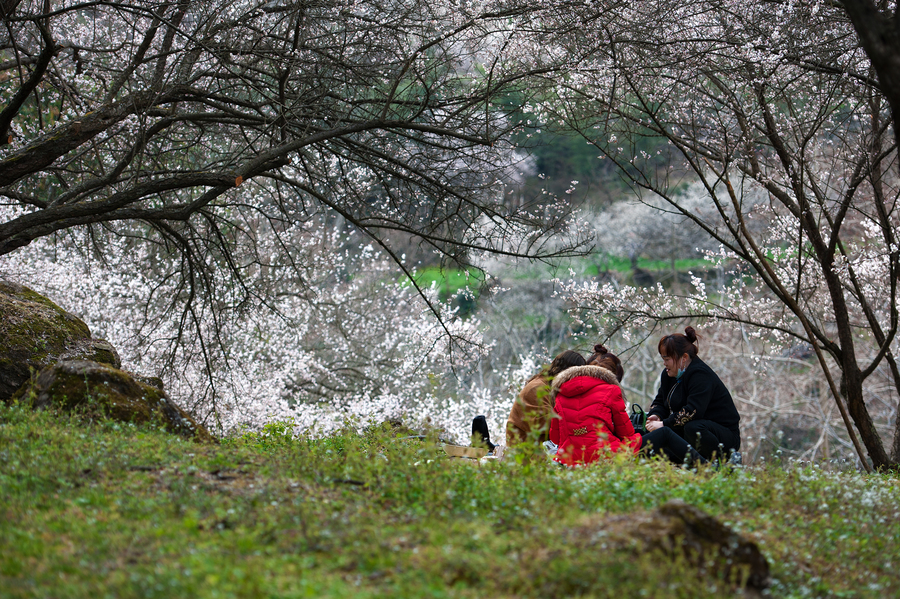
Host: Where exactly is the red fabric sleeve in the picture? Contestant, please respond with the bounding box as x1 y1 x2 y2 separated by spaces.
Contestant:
610 390 636 439
609 390 642 454
602 423 623 454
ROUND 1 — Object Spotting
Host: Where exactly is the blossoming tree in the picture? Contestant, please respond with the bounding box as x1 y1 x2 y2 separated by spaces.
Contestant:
540 0 900 469
0 0 594 433
0 0 588 256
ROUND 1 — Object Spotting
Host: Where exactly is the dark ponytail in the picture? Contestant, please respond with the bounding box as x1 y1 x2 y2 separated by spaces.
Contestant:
586 343 606 364
684 326 699 345
588 343 624 382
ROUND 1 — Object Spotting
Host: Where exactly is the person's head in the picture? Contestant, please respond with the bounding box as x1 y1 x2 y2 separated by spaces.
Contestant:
587 343 624 382
658 326 700 378
546 350 586 378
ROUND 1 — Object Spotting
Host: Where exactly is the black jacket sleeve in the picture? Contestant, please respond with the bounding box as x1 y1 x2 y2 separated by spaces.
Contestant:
648 370 671 420
662 369 716 428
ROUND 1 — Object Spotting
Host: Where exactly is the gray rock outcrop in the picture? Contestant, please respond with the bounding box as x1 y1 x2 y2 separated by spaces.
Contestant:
564 499 769 593
1 279 213 442
0 280 120 401
13 359 214 442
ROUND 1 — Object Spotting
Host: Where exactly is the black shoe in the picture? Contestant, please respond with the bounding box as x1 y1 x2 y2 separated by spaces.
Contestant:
471 415 496 452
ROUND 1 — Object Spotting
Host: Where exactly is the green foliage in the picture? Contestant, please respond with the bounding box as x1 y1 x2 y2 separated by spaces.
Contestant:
403 267 483 316
594 254 710 274
2 401 899 598
228 419 300 453
528 131 617 186
408 267 484 298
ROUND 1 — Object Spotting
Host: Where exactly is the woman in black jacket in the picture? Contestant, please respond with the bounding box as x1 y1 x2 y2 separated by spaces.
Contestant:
642 326 741 464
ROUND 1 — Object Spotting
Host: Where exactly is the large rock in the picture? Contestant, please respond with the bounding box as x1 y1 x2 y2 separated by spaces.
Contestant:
0 280 120 401
12 360 214 442
565 499 770 593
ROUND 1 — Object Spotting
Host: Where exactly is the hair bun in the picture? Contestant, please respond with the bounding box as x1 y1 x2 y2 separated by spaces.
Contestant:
684 326 697 343
594 344 608 354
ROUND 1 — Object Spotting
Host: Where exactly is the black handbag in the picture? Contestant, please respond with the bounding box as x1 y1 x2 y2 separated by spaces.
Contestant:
630 404 647 434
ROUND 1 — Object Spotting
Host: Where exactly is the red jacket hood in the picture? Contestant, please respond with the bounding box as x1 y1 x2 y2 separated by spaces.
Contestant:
551 364 619 399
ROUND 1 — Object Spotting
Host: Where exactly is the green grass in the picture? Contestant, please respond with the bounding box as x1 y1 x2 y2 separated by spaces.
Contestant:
403 255 713 294
2 402 899 598
405 267 484 300
595 255 710 274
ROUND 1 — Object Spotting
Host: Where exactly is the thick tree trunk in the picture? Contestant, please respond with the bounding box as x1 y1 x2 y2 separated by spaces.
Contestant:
841 370 892 469
883 352 900 465
813 221 895 469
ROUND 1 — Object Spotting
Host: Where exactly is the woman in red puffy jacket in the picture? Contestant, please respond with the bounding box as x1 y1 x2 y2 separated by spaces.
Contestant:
549 345 641 466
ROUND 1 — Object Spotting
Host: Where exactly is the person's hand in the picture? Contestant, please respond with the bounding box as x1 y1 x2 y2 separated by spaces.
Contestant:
645 415 663 432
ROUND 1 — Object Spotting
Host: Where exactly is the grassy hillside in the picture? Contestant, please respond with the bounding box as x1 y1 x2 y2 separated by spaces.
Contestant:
2 402 898 598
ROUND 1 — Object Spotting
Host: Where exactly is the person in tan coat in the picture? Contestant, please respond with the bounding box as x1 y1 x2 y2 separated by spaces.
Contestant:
506 350 586 446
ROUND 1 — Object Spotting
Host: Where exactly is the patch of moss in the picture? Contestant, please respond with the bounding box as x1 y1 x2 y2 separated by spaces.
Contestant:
0 281 122 401
62 338 121 369
86 342 119 367
15 360 215 443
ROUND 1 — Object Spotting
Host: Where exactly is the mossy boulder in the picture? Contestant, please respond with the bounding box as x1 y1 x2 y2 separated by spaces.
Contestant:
564 499 770 593
12 360 214 442
62 337 121 368
0 280 121 401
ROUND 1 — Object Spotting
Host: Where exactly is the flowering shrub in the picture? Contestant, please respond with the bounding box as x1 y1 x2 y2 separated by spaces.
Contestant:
0 216 501 440
523 0 900 468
